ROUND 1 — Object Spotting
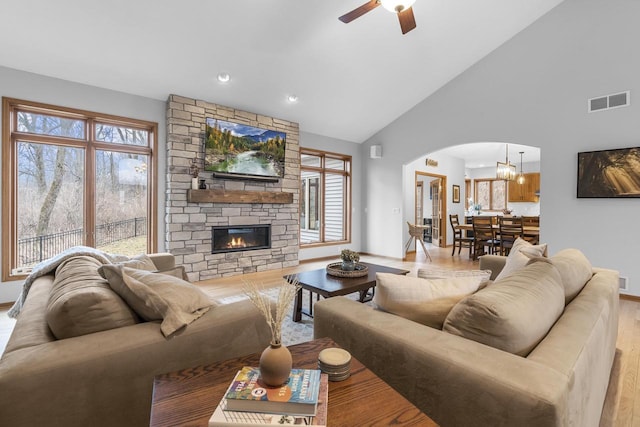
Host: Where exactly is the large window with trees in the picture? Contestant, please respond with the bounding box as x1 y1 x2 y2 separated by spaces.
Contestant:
474 178 506 211
2 98 157 281
300 149 351 246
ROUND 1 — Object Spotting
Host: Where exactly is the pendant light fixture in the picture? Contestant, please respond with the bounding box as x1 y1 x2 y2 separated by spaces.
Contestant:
517 151 526 185
496 144 516 181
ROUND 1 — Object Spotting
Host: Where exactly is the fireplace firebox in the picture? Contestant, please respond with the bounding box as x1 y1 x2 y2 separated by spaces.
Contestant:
211 225 271 254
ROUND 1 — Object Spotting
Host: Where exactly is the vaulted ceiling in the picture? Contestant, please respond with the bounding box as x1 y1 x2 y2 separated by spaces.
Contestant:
0 0 564 143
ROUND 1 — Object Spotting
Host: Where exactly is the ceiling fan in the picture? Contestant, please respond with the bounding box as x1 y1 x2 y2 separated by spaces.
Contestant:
339 0 417 35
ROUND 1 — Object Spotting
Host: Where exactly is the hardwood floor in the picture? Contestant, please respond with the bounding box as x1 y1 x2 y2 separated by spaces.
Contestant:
0 243 638 425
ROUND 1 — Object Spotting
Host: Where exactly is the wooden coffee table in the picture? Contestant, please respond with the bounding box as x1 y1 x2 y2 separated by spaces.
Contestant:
150 337 435 426
286 262 410 322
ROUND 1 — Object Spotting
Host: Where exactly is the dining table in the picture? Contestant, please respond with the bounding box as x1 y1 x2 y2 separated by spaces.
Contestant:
455 223 539 236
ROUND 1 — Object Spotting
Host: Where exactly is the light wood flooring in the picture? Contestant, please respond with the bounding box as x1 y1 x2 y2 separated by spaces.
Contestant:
0 243 638 425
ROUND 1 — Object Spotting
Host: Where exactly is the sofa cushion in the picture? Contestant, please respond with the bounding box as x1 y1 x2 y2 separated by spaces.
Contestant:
443 261 565 356
525 249 593 305
494 238 548 281
46 256 139 340
373 273 487 329
99 265 214 337
550 249 593 305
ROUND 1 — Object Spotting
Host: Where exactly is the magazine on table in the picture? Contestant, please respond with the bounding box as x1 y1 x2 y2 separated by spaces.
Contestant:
209 372 328 427
223 367 321 415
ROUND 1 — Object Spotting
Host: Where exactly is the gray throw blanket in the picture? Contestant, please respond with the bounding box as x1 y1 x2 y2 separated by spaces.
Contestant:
8 246 129 318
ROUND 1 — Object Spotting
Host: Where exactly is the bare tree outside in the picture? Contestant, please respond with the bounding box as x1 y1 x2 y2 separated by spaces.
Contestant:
16 112 149 266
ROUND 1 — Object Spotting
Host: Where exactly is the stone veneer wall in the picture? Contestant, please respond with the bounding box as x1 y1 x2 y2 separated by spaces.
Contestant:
165 94 299 281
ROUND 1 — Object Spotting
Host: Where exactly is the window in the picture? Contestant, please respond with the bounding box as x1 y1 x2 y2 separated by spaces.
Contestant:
474 179 506 211
300 149 351 245
2 98 157 281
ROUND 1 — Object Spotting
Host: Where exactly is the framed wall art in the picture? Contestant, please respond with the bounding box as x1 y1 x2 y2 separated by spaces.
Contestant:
452 185 461 203
204 118 286 179
577 147 640 198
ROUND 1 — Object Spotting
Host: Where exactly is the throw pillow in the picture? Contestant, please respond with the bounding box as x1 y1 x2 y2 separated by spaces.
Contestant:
100 265 214 337
443 261 565 356
97 253 157 279
494 238 548 281
373 273 487 329
46 256 139 340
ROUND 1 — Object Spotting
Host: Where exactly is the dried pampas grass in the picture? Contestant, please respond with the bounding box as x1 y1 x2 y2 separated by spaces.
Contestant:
243 278 300 345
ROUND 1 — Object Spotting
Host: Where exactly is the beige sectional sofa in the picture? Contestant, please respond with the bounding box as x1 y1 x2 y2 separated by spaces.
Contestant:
0 253 271 427
314 249 619 427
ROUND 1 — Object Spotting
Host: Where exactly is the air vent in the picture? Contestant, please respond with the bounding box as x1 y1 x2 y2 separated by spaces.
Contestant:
588 91 630 112
619 276 629 291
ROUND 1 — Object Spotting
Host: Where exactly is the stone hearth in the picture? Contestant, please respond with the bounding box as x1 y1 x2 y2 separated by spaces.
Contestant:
165 94 300 281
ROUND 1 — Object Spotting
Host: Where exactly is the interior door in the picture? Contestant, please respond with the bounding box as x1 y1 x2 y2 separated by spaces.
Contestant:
430 179 441 246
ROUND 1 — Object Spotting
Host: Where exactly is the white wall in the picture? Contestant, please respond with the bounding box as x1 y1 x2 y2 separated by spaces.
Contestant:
0 66 166 303
298 131 362 261
362 0 640 296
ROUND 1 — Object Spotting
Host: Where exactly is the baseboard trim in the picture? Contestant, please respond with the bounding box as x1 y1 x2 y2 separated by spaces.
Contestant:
301 252 406 264
620 294 640 303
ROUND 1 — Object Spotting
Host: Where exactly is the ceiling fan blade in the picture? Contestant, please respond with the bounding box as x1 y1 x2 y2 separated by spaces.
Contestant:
398 6 417 34
339 0 380 24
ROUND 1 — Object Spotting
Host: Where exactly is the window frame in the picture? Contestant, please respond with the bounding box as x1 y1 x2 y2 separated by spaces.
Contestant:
299 148 352 247
2 97 158 281
474 178 507 212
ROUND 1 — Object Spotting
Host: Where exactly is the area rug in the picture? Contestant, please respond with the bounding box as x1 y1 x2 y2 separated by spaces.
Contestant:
218 288 368 347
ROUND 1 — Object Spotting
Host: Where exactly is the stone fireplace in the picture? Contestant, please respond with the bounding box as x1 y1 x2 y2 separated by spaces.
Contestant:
211 225 271 254
165 94 300 281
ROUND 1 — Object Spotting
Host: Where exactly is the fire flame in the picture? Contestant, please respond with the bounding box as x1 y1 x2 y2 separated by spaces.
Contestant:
227 237 247 248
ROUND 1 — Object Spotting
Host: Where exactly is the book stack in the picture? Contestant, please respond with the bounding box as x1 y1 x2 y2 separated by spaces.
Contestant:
317 348 351 381
209 367 328 427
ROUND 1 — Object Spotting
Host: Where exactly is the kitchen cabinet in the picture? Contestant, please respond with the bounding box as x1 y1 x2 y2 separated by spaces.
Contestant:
508 173 540 202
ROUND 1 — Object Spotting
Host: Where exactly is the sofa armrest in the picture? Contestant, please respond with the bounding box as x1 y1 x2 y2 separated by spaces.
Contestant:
479 254 507 280
314 297 567 427
0 298 271 427
148 252 175 271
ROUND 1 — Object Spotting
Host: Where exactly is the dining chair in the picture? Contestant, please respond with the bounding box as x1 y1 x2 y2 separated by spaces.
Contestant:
472 216 499 260
522 216 540 226
498 216 524 255
449 214 474 258
405 222 432 262
521 216 540 244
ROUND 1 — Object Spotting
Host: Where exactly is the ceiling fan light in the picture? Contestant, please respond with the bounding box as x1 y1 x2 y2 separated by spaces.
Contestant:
380 0 416 13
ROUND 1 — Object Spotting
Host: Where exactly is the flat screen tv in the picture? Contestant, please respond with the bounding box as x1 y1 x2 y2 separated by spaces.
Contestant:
204 118 286 179
577 147 640 198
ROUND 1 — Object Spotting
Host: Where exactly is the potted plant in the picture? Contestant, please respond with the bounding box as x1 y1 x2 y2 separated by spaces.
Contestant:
340 249 360 271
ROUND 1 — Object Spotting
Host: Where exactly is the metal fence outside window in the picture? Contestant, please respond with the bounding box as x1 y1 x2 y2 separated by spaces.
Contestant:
18 217 147 266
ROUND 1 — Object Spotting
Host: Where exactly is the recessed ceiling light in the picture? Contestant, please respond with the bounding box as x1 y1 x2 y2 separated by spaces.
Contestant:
287 94 298 103
217 72 230 83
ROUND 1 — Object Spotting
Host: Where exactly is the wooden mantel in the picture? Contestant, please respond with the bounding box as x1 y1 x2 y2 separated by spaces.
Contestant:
187 189 294 204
